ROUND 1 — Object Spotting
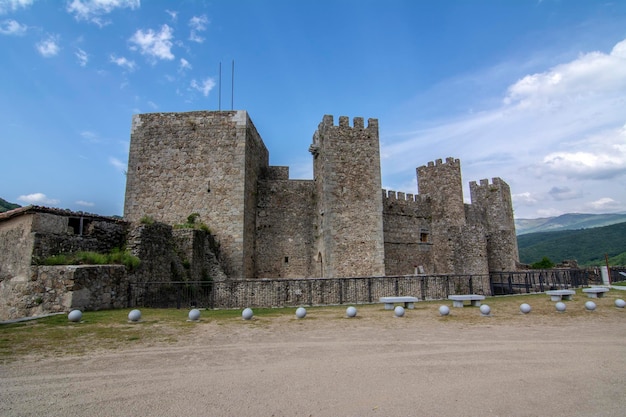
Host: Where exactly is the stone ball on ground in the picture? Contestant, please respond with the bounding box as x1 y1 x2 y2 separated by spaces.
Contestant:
394 306 405 317
242 307 254 320
555 302 566 312
295 307 307 319
128 309 142 322
188 308 201 321
438 305 450 316
520 303 532 314
68 309 82 322
479 304 491 316
346 306 357 318
585 301 596 311
615 298 626 308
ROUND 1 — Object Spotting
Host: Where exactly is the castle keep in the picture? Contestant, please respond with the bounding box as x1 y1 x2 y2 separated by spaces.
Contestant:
124 111 519 279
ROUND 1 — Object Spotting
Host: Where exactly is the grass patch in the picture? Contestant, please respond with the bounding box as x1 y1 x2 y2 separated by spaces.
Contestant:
40 248 140 270
2 290 623 362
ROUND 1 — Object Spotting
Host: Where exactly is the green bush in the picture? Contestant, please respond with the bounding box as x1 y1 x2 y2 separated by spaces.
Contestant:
531 256 555 269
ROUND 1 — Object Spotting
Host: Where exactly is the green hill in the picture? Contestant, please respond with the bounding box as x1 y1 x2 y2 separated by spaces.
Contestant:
515 212 626 235
0 198 20 213
517 221 626 267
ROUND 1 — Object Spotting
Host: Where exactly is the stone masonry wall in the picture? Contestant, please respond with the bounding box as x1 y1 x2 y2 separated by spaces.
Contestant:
256 179 317 278
382 191 434 275
0 214 35 282
312 115 385 278
470 178 519 271
124 111 269 278
0 265 127 320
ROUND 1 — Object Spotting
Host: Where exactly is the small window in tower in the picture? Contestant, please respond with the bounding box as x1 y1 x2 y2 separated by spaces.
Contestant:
284 257 289 263
207 181 211 193
420 232 429 243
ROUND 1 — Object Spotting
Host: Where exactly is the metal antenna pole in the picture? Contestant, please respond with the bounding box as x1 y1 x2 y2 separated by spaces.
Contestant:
231 60 235 110
218 62 222 111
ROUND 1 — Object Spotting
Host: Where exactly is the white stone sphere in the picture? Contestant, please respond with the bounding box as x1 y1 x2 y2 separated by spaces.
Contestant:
480 304 491 316
128 309 142 322
188 308 201 321
520 303 532 314
242 307 254 320
295 307 307 319
438 305 450 316
68 309 82 322
615 298 626 308
555 302 566 312
346 306 357 318
585 301 596 311
394 306 405 317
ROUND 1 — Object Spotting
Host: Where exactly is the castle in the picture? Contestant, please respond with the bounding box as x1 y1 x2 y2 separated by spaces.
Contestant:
124 111 519 279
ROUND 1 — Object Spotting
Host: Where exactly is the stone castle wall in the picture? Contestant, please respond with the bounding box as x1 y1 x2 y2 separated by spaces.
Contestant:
382 191 434 275
256 179 317 278
124 111 519 280
124 110 269 278
311 116 385 278
470 178 519 271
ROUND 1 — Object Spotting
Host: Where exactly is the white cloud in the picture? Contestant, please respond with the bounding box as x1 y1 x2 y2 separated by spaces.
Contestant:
0 19 26 35
585 197 621 213
66 0 139 27
147 100 157 109
75 200 95 207
17 193 60 206
75 47 88 66
109 156 126 172
129 24 175 61
179 57 191 71
36 34 60 57
190 78 216 97
382 37 626 219
0 0 33 15
165 9 177 22
188 15 208 43
110 54 136 71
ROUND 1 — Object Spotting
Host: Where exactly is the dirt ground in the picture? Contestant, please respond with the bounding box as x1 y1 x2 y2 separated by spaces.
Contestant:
2 296 625 417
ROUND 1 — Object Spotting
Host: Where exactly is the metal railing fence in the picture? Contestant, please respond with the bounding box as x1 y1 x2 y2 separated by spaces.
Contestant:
127 269 587 309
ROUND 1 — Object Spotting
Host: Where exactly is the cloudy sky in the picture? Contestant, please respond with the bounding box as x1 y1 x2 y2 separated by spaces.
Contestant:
1 0 625 219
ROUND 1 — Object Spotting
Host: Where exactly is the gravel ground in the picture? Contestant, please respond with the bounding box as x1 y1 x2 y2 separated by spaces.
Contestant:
2 298 625 417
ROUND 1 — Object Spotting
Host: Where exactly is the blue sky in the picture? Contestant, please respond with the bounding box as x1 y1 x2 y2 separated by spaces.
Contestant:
1 0 625 219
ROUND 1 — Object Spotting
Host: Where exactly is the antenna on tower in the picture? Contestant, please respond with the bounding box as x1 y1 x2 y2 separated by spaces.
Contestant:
231 60 235 111
218 62 222 111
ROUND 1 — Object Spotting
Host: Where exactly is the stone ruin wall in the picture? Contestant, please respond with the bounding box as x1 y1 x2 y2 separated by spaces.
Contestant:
0 265 128 320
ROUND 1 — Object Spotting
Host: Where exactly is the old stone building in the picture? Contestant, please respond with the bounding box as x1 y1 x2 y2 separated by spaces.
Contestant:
124 111 519 279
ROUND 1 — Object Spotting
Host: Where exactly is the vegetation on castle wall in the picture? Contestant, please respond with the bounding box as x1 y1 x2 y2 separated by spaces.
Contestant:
173 213 211 233
41 248 140 271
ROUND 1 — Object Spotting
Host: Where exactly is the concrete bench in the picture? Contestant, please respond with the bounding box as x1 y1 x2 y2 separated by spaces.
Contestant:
546 290 575 301
448 294 485 308
379 296 419 310
582 287 610 298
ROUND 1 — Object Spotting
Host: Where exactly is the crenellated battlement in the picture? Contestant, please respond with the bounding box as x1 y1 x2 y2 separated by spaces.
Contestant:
381 189 429 205
421 157 460 169
470 177 506 189
320 115 378 130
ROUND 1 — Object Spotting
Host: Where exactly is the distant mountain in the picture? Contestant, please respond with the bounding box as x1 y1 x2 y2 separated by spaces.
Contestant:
515 213 626 235
517 221 626 267
0 198 20 213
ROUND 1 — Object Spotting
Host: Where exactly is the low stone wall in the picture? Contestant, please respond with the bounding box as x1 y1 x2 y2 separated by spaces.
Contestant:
0 265 128 320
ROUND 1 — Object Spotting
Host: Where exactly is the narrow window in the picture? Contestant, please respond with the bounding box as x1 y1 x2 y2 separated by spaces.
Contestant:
284 257 289 263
